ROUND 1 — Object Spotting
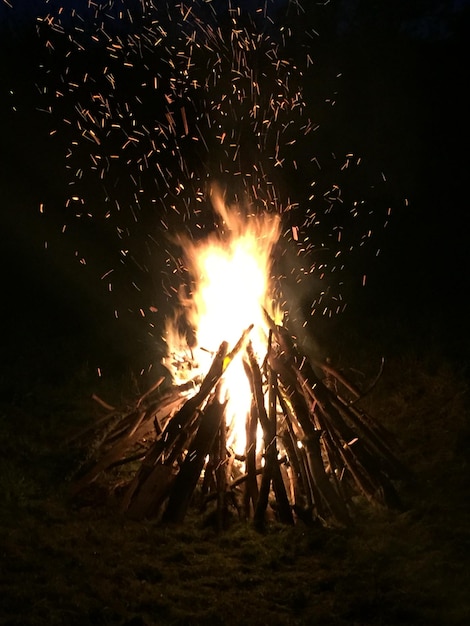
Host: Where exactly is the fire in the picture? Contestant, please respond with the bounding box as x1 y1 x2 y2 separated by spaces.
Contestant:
164 191 281 453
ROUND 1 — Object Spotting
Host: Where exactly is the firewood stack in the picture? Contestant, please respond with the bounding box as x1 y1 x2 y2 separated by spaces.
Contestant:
71 312 409 530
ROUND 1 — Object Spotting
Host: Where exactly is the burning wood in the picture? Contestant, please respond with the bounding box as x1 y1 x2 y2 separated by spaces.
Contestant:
71 197 409 529
71 318 408 529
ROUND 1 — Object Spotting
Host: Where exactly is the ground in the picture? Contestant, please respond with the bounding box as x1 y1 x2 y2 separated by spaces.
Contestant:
1 314 469 626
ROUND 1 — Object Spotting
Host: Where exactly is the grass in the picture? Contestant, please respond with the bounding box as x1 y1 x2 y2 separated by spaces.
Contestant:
1 322 469 626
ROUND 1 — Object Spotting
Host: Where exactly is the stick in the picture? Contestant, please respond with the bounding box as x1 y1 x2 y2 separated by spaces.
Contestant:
121 342 229 516
91 394 116 411
272 362 351 525
246 343 293 529
216 408 228 532
277 392 313 516
241 362 259 519
136 376 166 408
162 393 227 523
267 358 293 525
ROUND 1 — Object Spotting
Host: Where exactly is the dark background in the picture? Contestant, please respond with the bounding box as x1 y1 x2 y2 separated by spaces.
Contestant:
1 0 469 387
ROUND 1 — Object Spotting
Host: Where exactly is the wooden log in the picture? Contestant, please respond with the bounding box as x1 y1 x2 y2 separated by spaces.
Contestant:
246 343 293 529
265 311 404 510
312 359 363 400
152 342 229 456
299 371 389 502
152 325 253 525
242 373 259 519
303 428 351 525
199 455 217 509
267 359 294 525
264 305 395 454
70 379 200 495
245 344 272 530
277 396 313 518
277 388 319 513
125 464 176 520
302 378 403 507
278 425 303 509
272 359 351 525
216 409 228 531
85 380 196 446
162 394 227 523
310 400 397 507
70 400 178 497
268 310 407 487
226 466 263 491
122 410 201 518
121 342 229 517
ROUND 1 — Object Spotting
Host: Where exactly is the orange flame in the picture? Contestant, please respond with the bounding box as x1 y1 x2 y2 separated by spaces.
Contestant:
164 190 281 453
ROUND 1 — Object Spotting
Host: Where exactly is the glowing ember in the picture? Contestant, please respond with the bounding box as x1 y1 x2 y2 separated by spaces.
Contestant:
165 190 281 453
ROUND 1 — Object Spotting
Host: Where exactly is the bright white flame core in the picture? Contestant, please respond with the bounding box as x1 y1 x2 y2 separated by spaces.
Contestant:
190 234 273 354
165 196 281 454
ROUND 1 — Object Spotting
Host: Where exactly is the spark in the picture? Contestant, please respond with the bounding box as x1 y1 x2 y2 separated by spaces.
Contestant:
22 0 393 333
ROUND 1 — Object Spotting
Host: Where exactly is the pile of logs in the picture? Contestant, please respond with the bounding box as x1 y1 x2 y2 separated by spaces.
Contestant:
71 311 409 530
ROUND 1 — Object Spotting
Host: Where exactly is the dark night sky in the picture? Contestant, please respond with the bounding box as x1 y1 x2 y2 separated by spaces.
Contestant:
1 1 469 378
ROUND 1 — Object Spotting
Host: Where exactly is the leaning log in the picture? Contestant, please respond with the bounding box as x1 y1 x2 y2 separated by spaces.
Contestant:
242 371 259 520
70 381 197 495
122 341 229 518
264 308 405 512
162 392 227 523
246 342 293 529
215 407 229 531
277 392 314 518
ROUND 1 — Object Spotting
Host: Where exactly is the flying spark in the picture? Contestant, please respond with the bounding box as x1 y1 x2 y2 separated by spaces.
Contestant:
19 0 393 342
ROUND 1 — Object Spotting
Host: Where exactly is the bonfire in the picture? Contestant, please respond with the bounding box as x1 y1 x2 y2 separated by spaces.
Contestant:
72 191 408 530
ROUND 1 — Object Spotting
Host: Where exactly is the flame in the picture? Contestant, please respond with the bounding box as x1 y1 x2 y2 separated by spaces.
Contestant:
164 190 281 453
